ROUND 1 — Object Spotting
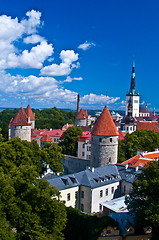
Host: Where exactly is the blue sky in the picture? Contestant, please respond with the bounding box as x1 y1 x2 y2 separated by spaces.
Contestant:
0 0 159 111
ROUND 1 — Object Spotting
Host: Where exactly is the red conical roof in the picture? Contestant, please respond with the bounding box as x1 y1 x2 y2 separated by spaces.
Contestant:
91 107 119 136
11 107 31 126
75 108 88 119
25 104 35 121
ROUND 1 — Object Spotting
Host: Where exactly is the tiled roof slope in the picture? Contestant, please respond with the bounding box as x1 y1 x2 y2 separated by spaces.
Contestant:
25 104 35 121
47 165 121 190
75 109 88 119
91 107 119 136
11 107 31 126
122 151 159 167
136 122 159 132
41 135 52 142
139 107 150 113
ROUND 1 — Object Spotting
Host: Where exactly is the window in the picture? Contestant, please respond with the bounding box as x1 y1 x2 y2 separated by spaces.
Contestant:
106 188 108 196
110 138 112 142
81 204 84 211
100 190 103 198
82 144 85 148
109 157 111 163
54 138 56 142
57 138 59 142
99 204 102 211
82 152 84 156
124 185 126 194
134 100 138 103
67 193 70 201
81 191 84 198
75 191 78 199
92 137 93 141
99 138 102 142
87 146 91 151
111 187 114 194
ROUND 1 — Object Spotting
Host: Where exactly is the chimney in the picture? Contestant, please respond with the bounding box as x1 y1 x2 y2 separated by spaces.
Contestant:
77 94 80 112
125 164 128 170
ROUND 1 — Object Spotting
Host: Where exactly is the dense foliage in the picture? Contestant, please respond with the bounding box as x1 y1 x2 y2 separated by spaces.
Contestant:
42 142 64 174
126 161 159 239
0 137 66 239
64 207 118 240
118 130 159 162
0 107 76 140
59 126 82 156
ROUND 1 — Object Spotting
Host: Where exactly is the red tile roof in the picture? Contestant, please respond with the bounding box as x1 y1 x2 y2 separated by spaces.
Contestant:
75 108 88 119
122 151 159 167
78 131 91 142
136 122 159 132
41 129 65 137
25 104 35 121
40 135 52 142
91 107 119 136
11 107 31 126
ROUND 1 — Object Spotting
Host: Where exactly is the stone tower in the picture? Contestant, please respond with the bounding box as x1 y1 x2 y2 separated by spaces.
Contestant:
90 106 119 168
25 104 35 129
10 107 32 142
75 108 88 127
126 60 140 117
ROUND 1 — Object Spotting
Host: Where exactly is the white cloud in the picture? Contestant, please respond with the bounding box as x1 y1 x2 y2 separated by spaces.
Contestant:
21 10 42 34
0 10 54 70
81 93 120 105
63 76 83 83
40 50 79 76
23 34 45 44
78 41 96 50
6 41 53 69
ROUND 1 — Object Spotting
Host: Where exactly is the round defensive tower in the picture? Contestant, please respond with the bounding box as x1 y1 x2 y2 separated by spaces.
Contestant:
10 107 32 142
90 106 119 167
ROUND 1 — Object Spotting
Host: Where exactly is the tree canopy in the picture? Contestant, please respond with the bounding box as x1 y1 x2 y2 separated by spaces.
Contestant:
64 207 118 240
59 126 82 156
118 130 159 162
0 137 66 239
126 161 159 239
42 142 64 174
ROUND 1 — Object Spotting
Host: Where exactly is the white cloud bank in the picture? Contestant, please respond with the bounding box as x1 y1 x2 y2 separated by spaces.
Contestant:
78 41 96 50
0 10 121 109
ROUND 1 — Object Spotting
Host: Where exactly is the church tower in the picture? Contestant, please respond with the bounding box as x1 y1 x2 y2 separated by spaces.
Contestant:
126 60 140 117
90 106 119 168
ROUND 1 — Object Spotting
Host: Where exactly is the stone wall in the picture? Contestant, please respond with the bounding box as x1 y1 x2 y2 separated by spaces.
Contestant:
11 125 31 142
90 135 118 168
63 155 90 174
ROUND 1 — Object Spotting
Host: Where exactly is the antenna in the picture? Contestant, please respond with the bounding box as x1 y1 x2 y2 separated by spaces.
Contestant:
105 90 108 108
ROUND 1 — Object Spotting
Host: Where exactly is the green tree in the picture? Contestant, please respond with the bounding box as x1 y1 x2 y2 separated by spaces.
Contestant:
64 207 118 240
126 161 159 239
42 142 64 174
118 130 159 161
59 126 82 156
0 138 67 239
